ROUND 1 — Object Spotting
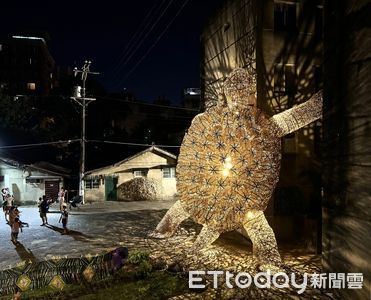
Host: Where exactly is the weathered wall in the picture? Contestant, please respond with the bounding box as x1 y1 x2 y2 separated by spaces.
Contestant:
322 1 371 298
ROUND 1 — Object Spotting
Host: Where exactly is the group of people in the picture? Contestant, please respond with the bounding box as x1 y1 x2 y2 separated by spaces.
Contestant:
38 187 69 234
1 186 70 244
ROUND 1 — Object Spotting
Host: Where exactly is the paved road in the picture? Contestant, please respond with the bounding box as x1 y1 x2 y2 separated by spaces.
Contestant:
0 201 174 270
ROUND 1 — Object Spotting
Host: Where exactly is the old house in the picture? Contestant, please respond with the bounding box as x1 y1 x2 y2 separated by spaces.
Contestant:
84 146 177 201
0 157 66 204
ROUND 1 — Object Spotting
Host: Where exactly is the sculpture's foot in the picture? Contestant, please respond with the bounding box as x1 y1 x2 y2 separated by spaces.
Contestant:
190 226 220 253
243 210 283 273
150 200 190 239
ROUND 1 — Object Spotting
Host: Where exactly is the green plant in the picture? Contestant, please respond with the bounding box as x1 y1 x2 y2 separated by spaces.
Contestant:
127 251 150 265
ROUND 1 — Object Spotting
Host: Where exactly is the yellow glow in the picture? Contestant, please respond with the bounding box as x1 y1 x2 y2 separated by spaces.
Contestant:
224 162 232 169
222 169 230 177
247 211 254 219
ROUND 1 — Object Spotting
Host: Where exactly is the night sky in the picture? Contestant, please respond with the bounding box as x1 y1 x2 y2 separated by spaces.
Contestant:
0 0 225 104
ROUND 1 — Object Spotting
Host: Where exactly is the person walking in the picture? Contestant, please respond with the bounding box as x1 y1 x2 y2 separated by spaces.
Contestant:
59 203 69 234
11 217 23 244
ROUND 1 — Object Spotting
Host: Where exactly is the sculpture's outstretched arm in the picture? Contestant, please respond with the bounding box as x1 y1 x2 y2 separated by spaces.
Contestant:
271 90 323 137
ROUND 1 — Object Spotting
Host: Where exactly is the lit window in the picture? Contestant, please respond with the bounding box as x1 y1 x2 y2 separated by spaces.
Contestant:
27 83 36 90
163 167 176 178
133 170 147 178
0 44 2 51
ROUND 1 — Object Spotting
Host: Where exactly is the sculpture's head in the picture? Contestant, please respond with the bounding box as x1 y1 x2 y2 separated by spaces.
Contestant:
223 68 257 110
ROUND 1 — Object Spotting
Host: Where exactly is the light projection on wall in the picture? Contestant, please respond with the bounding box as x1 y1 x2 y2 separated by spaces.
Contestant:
150 68 323 271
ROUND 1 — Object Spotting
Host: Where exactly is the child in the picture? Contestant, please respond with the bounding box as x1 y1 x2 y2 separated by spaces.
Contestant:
58 203 69 234
11 217 23 244
8 206 20 225
38 196 50 225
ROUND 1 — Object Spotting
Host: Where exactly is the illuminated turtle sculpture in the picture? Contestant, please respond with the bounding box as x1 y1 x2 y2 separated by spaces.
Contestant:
150 68 322 271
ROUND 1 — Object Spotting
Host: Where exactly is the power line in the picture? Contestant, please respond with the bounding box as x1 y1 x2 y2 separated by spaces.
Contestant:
107 0 160 73
0 138 181 151
110 0 176 84
88 139 180 148
108 0 167 77
113 0 191 88
0 139 80 150
99 95 200 112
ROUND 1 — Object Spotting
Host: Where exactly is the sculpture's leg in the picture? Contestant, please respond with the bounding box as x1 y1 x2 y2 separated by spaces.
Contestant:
191 226 220 252
243 210 283 272
149 200 189 238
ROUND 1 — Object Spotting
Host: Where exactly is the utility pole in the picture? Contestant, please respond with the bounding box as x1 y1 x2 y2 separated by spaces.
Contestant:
71 60 99 204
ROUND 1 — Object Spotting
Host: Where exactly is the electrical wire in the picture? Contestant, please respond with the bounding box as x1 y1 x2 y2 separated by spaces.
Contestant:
99 95 200 112
88 139 180 148
107 0 160 73
0 139 181 150
0 139 80 150
112 0 191 88
110 0 176 83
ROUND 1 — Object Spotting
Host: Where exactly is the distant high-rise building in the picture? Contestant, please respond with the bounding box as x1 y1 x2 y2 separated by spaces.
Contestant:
0 34 55 96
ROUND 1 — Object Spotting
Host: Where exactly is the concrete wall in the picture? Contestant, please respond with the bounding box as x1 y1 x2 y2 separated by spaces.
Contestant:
85 183 105 202
322 1 371 298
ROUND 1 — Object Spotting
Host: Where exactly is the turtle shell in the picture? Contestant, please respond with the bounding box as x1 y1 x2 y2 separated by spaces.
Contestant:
176 105 282 232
